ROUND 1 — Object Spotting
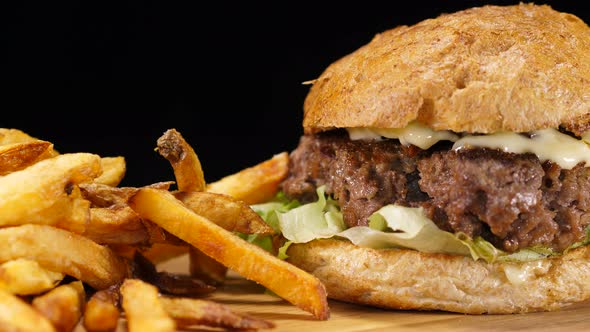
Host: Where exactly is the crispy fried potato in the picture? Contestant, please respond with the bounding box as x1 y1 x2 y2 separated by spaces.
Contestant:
129 188 330 320
188 247 228 285
0 225 130 290
155 271 217 296
176 191 274 284
161 297 275 330
83 287 120 332
156 128 227 283
141 244 189 264
109 243 189 264
0 128 59 156
207 152 289 204
120 279 176 332
81 182 176 245
176 191 275 235
0 259 64 295
80 182 173 207
0 141 54 175
32 281 85 332
0 153 101 233
94 156 126 186
0 288 56 332
132 252 215 296
85 206 148 245
0 128 41 144
156 128 206 192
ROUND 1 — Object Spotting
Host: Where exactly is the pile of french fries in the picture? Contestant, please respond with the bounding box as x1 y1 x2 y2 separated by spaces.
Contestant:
0 128 329 332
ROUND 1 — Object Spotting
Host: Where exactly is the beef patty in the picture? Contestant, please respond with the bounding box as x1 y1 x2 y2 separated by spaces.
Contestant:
281 130 590 252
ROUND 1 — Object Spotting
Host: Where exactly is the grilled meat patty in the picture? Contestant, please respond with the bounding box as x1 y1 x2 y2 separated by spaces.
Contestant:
281 130 590 252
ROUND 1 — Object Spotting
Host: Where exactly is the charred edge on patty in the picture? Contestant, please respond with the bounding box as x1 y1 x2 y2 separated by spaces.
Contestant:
281 129 590 253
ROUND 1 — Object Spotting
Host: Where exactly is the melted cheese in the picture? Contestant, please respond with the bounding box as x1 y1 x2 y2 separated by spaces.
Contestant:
453 129 590 169
502 260 548 285
348 123 590 169
347 122 458 149
347 128 383 141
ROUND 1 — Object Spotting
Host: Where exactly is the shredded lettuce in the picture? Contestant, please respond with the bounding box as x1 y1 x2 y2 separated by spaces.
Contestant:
240 233 274 253
338 205 471 256
277 241 293 260
277 186 345 243
252 188 585 263
251 192 300 232
254 186 345 243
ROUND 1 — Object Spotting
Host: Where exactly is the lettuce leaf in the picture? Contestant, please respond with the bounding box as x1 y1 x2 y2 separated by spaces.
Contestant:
252 189 578 263
278 186 345 243
252 191 300 233
337 205 472 256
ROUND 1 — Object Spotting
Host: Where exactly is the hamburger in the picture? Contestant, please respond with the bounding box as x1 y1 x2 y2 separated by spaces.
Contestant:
253 3 590 314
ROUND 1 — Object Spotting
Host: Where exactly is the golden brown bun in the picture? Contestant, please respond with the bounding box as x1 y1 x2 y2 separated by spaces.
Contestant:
287 239 590 314
303 4 590 135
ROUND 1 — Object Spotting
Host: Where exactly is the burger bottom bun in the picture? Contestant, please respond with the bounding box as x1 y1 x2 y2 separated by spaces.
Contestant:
286 239 590 314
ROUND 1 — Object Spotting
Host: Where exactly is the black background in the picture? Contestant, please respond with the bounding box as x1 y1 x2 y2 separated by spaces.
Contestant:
2 1 588 186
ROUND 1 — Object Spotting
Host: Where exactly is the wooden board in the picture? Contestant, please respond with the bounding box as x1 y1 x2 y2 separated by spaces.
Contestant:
154 255 590 332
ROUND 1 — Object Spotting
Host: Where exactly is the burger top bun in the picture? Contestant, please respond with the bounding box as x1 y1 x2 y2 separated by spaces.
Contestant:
302 4 590 135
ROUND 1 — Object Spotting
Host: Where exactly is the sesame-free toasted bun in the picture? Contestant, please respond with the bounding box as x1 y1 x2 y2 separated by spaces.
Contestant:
287 239 590 314
303 4 590 135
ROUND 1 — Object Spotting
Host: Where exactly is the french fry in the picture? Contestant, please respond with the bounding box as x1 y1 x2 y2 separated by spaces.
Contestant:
129 188 330 320
155 271 217 296
83 287 120 332
0 288 56 332
176 191 275 235
81 182 176 245
156 128 206 192
85 206 148 245
141 244 189 264
161 297 275 330
207 152 289 204
188 247 228 285
132 252 215 296
120 279 176 332
0 225 130 290
0 128 42 145
109 243 189 263
156 128 230 282
0 259 64 295
80 181 173 208
32 281 85 332
94 156 126 186
0 153 101 233
0 128 59 157
0 141 54 175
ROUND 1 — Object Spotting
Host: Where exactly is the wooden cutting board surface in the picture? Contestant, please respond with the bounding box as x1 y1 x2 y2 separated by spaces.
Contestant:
156 255 590 332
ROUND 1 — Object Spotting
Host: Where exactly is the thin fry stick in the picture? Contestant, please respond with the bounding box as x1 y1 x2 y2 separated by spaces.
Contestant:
0 259 64 295
176 191 274 235
0 225 130 289
156 129 206 192
0 153 101 233
0 141 54 175
95 156 126 187
32 281 85 332
130 188 330 320
0 288 56 332
207 152 289 204
161 297 275 330
120 279 176 332
83 287 120 332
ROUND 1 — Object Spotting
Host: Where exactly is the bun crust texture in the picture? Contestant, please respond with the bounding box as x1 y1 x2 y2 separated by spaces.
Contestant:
303 4 590 135
287 239 590 314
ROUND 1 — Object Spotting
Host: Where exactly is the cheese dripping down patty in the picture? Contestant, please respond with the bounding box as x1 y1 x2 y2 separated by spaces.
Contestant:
347 122 590 170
